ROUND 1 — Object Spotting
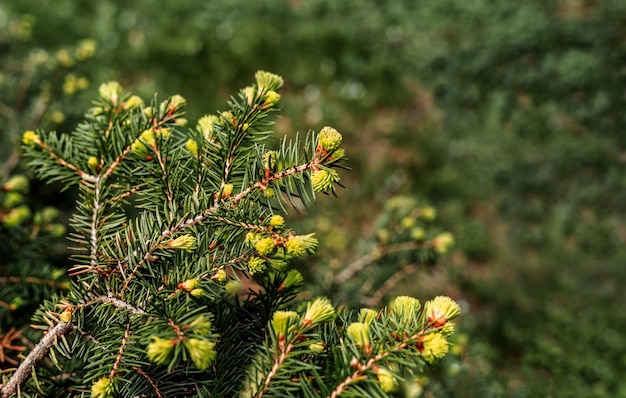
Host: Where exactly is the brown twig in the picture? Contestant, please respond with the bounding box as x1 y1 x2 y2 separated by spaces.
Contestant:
0 321 72 398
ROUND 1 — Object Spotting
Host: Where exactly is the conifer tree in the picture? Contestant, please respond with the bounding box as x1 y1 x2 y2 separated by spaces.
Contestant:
0 71 460 397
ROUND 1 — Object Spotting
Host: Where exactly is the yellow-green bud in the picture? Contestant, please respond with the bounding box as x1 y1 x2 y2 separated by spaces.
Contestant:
282 269 304 289
424 296 461 327
389 296 421 325
221 111 234 125
271 310 298 337
87 156 99 170
48 224 66 238
174 118 188 126
420 333 450 364
168 235 197 252
222 183 234 198
255 70 284 91
328 147 345 162
51 111 65 124
188 315 212 335
311 169 340 193
131 140 149 158
91 376 115 398
147 336 175 365
358 308 378 325
263 150 280 171
3 175 28 193
98 81 122 104
63 74 77 95
22 130 39 146
197 115 220 140
215 269 227 283
9 297 23 311
410 227 425 241
264 187 275 198
245 232 260 246
190 288 204 297
41 207 60 223
254 237 276 255
433 232 454 254
59 308 73 323
309 341 325 354
56 49 74 67
183 338 216 371
77 77 89 90
160 95 186 114
75 39 97 60
179 278 198 291
376 367 397 393
263 90 281 107
125 95 144 109
3 192 23 208
346 322 370 348
248 256 266 275
139 129 156 147
269 214 285 229
420 206 437 221
302 297 336 327
143 106 155 118
285 233 318 257
401 216 415 229
317 126 342 152
185 139 199 158
243 86 256 102
3 205 31 227
440 322 456 337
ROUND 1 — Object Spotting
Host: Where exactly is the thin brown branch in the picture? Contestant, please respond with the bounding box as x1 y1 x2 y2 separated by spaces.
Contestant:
0 321 72 398
0 276 63 288
132 366 164 398
109 324 132 379
334 241 426 285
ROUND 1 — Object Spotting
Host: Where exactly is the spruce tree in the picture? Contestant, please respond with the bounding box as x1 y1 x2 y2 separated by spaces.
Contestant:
1 71 460 397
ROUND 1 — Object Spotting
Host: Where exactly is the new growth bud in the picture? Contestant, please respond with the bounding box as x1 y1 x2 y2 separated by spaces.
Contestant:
255 70 284 91
433 232 454 254
311 169 340 193
91 376 115 398
346 322 370 349
317 126 343 152
22 130 39 146
285 233 318 257
358 308 378 325
98 81 122 104
183 338 216 371
271 310 299 337
3 175 29 193
168 235 197 252
269 214 285 229
419 333 450 364
424 296 461 327
147 336 175 365
302 297 336 327
389 296 420 326
248 256 267 274
376 367 397 393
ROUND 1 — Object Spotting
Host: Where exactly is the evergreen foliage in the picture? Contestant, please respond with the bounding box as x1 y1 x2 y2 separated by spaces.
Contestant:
0 72 459 397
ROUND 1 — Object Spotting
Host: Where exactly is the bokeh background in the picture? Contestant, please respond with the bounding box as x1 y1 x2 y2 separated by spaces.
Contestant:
2 0 626 396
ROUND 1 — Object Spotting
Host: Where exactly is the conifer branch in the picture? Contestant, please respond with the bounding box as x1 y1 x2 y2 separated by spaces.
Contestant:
34 139 96 183
0 321 72 398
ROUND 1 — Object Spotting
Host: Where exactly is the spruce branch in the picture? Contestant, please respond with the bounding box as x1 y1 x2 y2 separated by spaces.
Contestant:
0 321 72 398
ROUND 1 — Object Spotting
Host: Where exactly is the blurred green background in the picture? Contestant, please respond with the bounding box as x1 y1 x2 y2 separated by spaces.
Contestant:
2 0 626 396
